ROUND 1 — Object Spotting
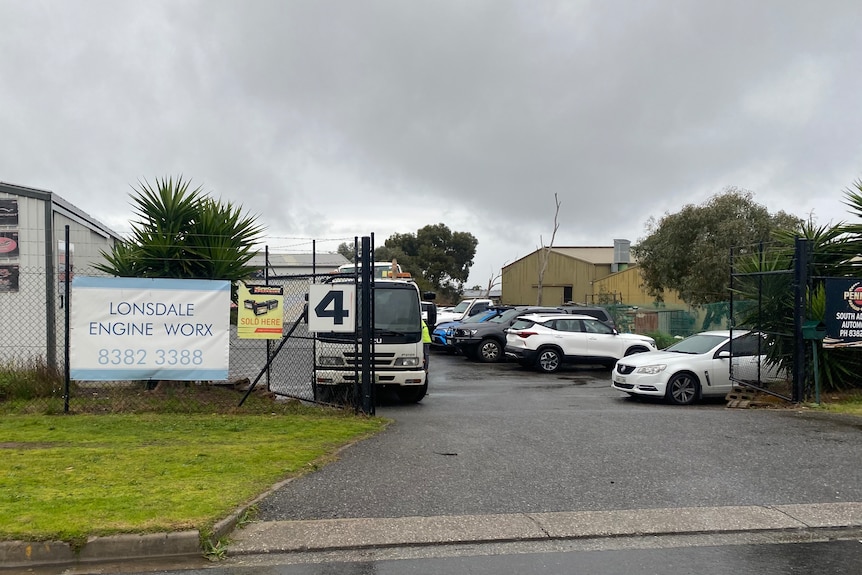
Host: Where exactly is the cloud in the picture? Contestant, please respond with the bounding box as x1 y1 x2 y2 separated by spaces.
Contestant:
1 0 861 287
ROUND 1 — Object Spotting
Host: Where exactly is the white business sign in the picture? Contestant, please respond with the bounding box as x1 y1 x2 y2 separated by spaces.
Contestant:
307 284 356 333
70 277 230 381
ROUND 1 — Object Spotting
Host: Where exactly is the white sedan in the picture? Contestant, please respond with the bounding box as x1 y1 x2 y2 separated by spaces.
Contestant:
611 330 782 405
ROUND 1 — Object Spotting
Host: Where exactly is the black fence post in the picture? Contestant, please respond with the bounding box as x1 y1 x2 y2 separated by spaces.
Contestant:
359 236 375 415
793 237 810 403
265 245 271 392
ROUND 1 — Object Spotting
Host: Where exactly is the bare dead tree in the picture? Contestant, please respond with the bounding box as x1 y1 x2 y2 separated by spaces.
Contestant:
484 263 507 299
536 193 561 306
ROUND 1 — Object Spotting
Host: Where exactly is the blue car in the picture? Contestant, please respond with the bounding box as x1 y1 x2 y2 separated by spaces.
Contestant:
432 307 510 352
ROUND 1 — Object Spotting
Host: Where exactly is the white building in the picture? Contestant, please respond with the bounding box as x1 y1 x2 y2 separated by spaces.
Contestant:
0 181 123 365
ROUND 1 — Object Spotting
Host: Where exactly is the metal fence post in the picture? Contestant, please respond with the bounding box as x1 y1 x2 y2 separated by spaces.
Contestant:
63 225 71 413
359 236 374 415
793 237 810 403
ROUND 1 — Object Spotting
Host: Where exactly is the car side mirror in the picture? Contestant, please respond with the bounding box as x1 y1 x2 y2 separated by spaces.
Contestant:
717 350 731 359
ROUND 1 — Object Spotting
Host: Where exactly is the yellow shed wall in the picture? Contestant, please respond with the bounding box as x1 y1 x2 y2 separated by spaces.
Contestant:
501 251 612 306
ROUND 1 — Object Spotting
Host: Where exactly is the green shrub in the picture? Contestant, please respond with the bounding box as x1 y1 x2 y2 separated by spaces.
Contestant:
645 330 678 350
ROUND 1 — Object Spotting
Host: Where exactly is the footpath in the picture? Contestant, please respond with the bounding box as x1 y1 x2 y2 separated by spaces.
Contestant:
2 500 861 570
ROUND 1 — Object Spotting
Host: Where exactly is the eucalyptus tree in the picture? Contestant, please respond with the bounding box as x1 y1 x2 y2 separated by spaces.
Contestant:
633 188 802 306
375 223 478 301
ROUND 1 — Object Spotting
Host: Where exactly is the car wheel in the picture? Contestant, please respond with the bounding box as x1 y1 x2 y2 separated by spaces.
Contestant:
536 348 562 373
624 346 649 356
396 383 428 403
666 372 699 405
477 339 503 363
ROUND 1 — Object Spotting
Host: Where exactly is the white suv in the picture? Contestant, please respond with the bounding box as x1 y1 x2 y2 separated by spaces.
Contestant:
505 314 656 373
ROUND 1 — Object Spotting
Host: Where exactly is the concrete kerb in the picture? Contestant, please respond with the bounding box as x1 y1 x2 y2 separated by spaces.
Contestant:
227 502 862 555
3 501 861 570
0 531 202 570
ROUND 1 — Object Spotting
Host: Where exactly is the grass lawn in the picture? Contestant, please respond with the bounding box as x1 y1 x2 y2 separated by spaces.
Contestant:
0 406 387 544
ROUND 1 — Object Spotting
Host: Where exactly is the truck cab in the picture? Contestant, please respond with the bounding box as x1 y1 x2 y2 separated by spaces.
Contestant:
313 277 430 403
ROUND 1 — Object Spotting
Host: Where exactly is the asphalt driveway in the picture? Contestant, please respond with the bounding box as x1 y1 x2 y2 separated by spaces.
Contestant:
255 352 862 521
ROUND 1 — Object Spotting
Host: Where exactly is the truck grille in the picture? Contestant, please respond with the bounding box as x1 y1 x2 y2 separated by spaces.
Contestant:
343 352 396 367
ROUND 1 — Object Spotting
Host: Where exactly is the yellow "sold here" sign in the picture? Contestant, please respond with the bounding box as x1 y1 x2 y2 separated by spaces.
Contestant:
237 282 284 340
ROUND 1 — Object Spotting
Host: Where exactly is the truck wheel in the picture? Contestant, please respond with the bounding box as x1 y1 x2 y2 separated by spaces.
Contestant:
477 338 503 363
396 383 428 403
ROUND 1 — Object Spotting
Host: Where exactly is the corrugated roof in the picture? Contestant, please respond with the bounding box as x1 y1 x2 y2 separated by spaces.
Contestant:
1 180 124 241
247 252 349 268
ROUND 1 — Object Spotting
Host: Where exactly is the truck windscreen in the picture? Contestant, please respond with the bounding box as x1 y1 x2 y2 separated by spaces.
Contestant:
372 287 421 333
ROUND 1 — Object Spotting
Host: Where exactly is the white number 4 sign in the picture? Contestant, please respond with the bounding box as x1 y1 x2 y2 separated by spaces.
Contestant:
307 285 357 333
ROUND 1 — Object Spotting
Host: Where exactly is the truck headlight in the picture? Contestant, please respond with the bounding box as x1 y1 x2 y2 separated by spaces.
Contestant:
318 356 345 366
395 357 421 367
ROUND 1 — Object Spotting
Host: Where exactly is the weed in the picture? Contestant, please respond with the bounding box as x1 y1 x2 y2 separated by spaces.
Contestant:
203 537 229 561
236 505 259 529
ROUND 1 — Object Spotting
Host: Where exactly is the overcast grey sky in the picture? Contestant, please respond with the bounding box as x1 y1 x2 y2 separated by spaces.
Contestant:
2 0 860 287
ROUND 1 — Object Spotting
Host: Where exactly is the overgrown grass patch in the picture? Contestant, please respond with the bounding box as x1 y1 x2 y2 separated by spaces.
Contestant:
813 390 862 416
0 357 63 402
0 410 387 542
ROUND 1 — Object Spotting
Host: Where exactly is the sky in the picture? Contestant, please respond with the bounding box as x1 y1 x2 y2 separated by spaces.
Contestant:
2 0 861 287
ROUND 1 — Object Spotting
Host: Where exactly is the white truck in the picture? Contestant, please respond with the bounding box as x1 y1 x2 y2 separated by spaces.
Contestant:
313 275 431 403
434 298 495 328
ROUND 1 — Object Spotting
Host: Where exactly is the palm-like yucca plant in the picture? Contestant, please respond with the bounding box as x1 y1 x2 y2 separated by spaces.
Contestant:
733 211 862 392
184 197 263 280
95 177 265 290
732 243 796 373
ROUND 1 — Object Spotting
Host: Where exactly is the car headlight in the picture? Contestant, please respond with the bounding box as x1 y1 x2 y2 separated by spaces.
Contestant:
635 364 667 375
466 329 479 336
395 357 421 367
318 356 344 366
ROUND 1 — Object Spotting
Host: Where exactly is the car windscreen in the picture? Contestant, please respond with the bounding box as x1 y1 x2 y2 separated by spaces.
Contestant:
509 319 535 330
490 308 523 324
665 334 727 354
462 310 497 324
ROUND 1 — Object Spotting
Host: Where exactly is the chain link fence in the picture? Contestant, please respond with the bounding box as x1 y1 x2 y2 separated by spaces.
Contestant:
729 241 802 401
0 266 327 414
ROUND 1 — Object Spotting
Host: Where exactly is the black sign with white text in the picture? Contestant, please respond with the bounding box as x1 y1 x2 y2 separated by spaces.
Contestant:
823 278 862 348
